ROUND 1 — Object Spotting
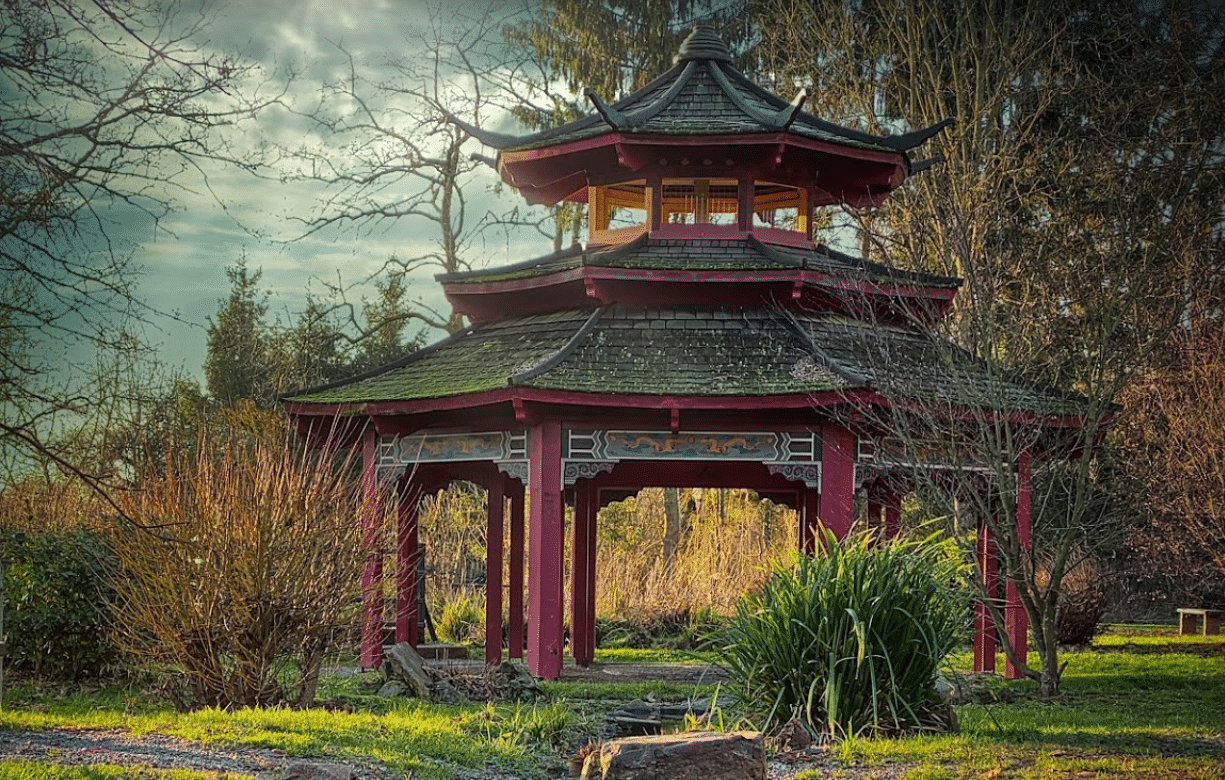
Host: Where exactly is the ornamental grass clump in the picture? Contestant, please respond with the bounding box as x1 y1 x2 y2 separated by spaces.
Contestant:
715 529 966 739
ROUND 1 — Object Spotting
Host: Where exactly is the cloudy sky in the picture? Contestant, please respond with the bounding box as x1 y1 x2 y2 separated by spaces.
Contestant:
126 0 548 380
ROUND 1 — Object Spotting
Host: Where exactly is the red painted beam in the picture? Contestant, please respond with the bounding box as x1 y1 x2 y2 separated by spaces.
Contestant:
820 424 856 539
508 481 525 660
395 480 422 648
570 482 591 666
973 520 999 674
884 488 901 540
528 421 565 680
800 487 819 555
359 428 385 669
485 479 505 666
583 492 598 666
1005 451 1032 680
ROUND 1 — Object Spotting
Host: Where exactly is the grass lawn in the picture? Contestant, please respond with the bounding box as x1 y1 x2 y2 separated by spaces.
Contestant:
0 624 1221 779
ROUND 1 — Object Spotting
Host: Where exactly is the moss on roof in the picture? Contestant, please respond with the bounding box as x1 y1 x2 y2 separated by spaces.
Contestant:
286 305 1084 419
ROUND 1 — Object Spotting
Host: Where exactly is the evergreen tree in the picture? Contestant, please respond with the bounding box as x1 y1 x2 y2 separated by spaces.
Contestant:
205 260 275 408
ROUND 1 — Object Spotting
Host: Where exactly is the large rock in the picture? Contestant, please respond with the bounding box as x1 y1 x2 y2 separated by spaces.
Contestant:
579 731 765 780
380 642 433 699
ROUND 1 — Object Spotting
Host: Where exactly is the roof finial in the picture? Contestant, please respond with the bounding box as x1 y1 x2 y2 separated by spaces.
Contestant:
676 24 732 63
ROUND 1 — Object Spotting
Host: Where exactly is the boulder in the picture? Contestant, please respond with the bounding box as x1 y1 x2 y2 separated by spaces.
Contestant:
380 642 433 699
579 731 764 780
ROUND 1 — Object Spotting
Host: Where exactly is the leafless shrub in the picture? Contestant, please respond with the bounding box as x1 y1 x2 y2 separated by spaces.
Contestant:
109 425 368 710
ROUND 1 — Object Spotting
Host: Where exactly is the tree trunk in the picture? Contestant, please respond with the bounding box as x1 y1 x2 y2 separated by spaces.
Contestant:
663 488 685 568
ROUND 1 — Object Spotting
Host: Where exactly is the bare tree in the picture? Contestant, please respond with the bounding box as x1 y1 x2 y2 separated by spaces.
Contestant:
749 0 1224 696
278 1 546 335
0 0 282 481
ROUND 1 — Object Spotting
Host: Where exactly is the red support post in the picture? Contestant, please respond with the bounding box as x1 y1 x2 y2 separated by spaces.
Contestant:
800 487 819 555
570 481 590 665
529 421 565 680
396 479 422 647
584 489 598 665
485 478 505 666
820 424 856 540
973 519 999 673
359 428 384 669
884 488 901 540
867 491 884 542
508 480 526 660
1005 451 1032 680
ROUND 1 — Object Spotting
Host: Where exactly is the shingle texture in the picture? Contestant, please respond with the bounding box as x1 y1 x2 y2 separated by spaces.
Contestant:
285 305 1083 417
493 27 916 155
439 237 960 289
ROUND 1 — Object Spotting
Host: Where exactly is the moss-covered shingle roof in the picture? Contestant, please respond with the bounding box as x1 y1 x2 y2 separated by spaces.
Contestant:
284 305 1085 418
438 235 961 290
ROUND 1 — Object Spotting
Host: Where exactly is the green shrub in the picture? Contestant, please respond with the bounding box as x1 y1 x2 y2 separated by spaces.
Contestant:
1 529 118 680
714 529 966 738
436 593 484 644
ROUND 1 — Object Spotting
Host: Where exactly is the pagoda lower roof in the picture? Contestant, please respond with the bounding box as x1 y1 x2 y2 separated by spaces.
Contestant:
283 304 1090 423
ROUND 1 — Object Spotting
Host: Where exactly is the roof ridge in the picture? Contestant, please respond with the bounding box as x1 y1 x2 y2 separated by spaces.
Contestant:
718 67 889 148
625 60 699 129
707 61 790 131
587 230 651 261
745 233 806 268
508 305 607 385
777 307 872 387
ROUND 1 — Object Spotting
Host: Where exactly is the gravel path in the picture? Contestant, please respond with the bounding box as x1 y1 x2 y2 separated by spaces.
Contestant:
0 727 396 779
0 724 903 780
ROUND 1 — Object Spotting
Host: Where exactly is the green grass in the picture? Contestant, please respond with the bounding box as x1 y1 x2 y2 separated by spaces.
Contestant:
1093 623 1225 653
1 625 1222 780
0 764 226 780
831 629 1225 779
0 688 548 780
591 647 715 664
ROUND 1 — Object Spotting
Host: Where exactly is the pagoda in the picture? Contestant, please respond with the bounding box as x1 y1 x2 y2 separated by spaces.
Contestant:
284 27 1090 680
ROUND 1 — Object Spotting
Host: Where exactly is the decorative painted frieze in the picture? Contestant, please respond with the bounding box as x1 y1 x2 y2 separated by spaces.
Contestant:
376 428 828 488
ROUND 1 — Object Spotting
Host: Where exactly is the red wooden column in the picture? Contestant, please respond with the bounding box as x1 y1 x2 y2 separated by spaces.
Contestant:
973 518 999 673
820 424 856 540
485 478 505 666
508 479 526 660
570 481 598 666
867 489 884 541
884 488 902 540
583 489 598 665
359 428 384 669
528 421 565 679
395 478 424 648
800 487 819 555
1005 451 1032 679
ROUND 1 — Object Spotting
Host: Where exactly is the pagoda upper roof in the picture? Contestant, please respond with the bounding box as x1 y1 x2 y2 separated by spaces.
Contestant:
450 26 950 208
283 304 1089 424
457 26 949 157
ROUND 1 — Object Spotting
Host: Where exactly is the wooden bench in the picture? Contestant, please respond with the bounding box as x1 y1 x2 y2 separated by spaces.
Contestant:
1177 608 1223 636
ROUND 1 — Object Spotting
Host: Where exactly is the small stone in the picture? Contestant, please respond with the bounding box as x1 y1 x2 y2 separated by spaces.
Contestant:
580 731 765 780
280 762 357 780
430 679 464 703
772 715 812 752
376 680 407 698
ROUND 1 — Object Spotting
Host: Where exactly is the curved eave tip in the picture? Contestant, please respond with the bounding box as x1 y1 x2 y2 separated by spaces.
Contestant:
883 118 955 152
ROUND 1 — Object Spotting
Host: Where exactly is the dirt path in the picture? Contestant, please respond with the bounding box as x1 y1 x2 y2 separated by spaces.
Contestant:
0 727 396 779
